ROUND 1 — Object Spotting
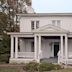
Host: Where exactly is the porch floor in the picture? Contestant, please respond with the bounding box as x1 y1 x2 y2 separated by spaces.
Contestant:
40 57 58 63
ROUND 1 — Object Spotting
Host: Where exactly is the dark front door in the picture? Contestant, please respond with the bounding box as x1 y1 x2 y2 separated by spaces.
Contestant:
54 44 59 57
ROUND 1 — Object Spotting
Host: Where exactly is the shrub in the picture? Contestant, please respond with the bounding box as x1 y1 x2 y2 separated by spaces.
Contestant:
23 62 62 72
38 62 55 72
23 61 39 72
0 54 10 63
54 64 62 70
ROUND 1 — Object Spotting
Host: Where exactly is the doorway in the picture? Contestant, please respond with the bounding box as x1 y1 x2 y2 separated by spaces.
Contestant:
54 43 59 57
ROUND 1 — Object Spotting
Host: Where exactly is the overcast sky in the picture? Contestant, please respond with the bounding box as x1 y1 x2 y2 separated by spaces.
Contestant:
32 0 72 13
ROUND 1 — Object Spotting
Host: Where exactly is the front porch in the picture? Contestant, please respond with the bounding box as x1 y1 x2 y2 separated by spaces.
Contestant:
8 25 72 64
8 33 69 64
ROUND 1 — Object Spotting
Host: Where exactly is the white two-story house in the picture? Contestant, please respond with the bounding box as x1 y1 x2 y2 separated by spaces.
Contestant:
8 13 72 64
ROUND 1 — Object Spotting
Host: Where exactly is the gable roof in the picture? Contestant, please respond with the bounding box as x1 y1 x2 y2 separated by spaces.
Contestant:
32 24 69 34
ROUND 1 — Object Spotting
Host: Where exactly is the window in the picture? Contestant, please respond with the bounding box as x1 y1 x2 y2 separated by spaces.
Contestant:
31 20 39 30
52 20 61 27
31 42 34 52
36 21 39 29
31 21 34 30
57 20 61 27
52 20 56 26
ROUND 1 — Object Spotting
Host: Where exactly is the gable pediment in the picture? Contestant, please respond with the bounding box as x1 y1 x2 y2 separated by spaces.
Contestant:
33 24 69 33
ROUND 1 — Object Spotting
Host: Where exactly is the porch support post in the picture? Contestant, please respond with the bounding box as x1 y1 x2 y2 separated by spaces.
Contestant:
65 35 68 64
38 35 41 62
15 37 18 58
11 36 14 58
61 35 63 62
34 35 37 60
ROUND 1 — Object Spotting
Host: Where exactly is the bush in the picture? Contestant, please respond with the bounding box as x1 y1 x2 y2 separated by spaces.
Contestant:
54 64 62 70
38 62 55 72
0 54 10 63
23 61 39 72
23 62 62 72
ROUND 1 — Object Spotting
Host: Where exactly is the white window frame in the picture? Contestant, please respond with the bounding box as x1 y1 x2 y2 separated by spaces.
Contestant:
52 20 56 26
57 20 61 27
31 20 39 30
31 21 34 30
36 21 39 29
52 20 61 27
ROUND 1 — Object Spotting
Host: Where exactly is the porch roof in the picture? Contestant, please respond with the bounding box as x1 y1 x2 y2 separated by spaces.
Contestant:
32 24 69 34
7 32 33 35
7 25 69 36
7 32 34 37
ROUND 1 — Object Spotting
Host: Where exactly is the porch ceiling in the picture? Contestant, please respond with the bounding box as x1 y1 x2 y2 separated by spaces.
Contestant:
33 24 69 34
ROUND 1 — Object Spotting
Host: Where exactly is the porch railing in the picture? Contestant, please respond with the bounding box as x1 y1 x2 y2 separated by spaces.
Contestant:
18 52 34 58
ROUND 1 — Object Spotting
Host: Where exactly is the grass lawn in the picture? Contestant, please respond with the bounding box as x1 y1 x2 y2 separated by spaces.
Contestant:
0 66 72 72
0 66 23 72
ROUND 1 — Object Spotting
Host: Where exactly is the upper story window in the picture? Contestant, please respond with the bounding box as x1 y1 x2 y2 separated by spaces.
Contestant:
36 21 39 29
57 20 61 27
52 20 61 27
52 20 56 26
31 21 34 30
31 20 39 30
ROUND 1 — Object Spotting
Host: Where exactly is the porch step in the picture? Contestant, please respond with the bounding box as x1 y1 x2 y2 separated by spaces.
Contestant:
67 59 72 64
41 57 58 63
62 58 72 65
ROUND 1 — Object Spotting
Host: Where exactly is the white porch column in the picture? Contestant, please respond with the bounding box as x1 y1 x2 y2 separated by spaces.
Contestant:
38 35 41 62
60 35 63 62
15 37 18 58
34 35 37 60
11 36 14 58
65 35 68 64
